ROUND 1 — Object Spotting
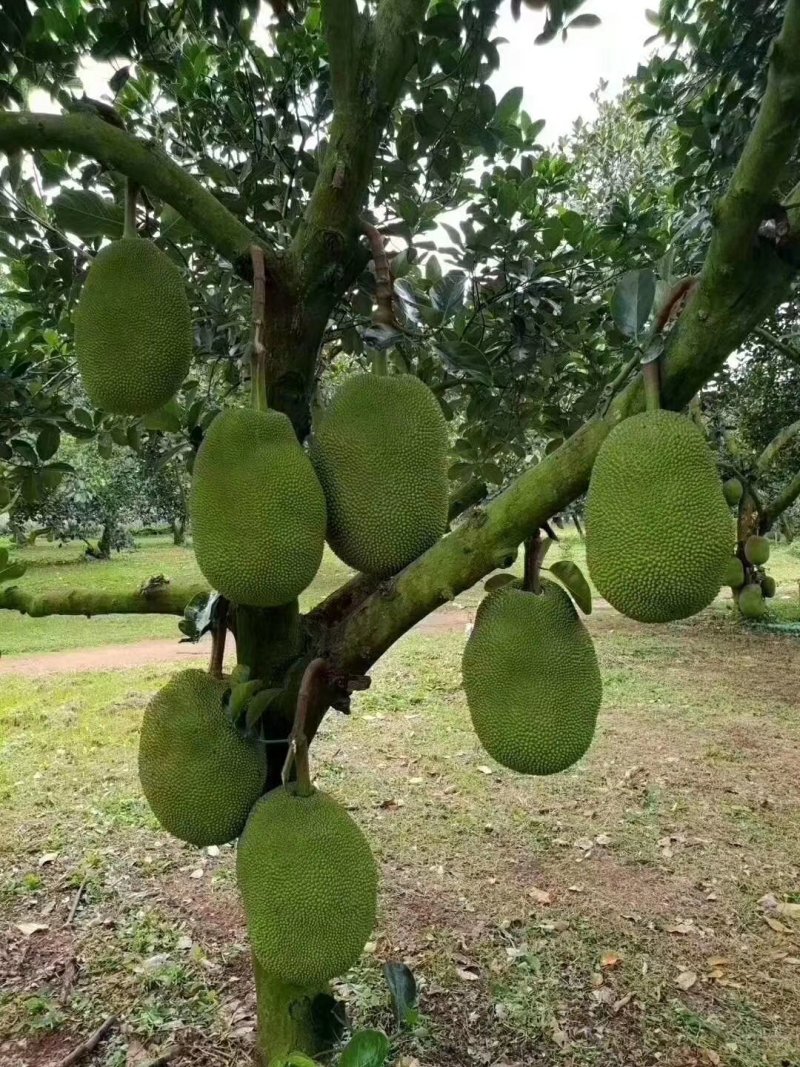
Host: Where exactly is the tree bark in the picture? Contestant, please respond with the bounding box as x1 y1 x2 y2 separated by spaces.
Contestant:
252 959 329 1063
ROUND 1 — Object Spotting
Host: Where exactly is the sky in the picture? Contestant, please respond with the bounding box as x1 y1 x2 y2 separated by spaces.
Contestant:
30 0 656 142
491 0 655 141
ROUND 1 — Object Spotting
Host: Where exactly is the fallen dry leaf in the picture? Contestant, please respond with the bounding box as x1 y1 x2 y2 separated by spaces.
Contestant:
613 992 634 1014
15 922 49 937
601 952 623 969
595 833 612 846
675 970 698 991
456 966 480 982
764 915 793 934
666 921 695 935
527 887 551 906
476 765 493 775
38 852 58 866
777 901 800 921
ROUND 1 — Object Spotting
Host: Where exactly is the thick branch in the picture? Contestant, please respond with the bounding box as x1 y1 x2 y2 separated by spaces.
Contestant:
0 112 282 278
753 324 800 367
756 416 800 472
0 582 208 618
763 468 800 529
321 0 363 108
326 0 800 674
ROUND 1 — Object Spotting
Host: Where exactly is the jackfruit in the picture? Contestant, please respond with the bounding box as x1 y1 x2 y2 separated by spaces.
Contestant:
310 374 448 575
75 238 192 415
723 557 745 589
190 408 326 606
723 477 743 507
762 574 776 598
744 535 770 566
237 786 377 985
738 583 766 619
585 411 733 623
462 581 602 775
138 669 266 846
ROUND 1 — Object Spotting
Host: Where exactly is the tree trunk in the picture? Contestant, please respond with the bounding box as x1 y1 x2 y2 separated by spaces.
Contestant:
96 521 113 560
234 602 336 1059
172 515 186 546
253 957 330 1064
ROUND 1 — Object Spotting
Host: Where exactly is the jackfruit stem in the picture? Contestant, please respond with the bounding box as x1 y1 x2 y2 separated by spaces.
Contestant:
522 530 553 594
250 245 270 412
208 599 228 679
641 357 662 412
282 657 329 796
123 179 139 239
371 350 388 376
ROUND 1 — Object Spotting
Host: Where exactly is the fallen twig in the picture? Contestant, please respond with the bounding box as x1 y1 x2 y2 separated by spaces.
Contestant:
141 1046 179 1067
56 1015 118 1067
65 874 88 926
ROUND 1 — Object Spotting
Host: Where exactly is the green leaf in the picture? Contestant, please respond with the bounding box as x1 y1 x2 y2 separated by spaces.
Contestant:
142 400 183 432
269 1054 320 1067
36 424 60 461
548 559 592 615
568 13 602 29
484 573 517 592
610 269 656 340
0 562 27 583
10 438 38 465
429 271 465 320
51 189 124 241
384 960 417 1027
339 1029 391 1067
0 547 7 569
496 86 523 123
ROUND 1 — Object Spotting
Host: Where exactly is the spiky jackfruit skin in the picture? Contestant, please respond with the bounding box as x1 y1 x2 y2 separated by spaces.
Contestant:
138 670 266 846
237 787 377 985
739 583 767 619
310 374 449 576
190 408 326 607
745 535 770 566
585 411 733 623
462 581 602 776
723 477 743 507
75 239 192 415
723 557 745 590
762 574 776 598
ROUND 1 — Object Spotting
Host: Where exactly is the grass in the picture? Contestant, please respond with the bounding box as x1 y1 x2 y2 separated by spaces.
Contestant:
0 535 353 656
1 612 799 1066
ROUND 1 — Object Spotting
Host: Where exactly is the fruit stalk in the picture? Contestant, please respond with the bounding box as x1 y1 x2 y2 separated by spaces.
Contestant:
522 530 553 595
641 355 662 413
283 658 329 797
124 178 139 239
250 244 270 412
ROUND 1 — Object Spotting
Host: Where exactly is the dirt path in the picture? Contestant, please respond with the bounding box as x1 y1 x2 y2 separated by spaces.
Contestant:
0 607 479 676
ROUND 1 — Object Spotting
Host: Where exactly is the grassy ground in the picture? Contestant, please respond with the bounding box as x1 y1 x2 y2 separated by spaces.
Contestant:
1 611 799 1066
0 536 353 656
3 531 800 658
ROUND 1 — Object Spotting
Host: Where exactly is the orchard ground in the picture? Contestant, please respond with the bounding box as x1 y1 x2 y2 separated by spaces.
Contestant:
1 532 799 1066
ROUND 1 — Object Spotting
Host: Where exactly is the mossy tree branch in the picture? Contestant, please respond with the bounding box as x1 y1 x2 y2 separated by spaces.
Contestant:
753 324 800 367
756 416 800 472
0 111 283 282
763 467 800 529
0 582 208 618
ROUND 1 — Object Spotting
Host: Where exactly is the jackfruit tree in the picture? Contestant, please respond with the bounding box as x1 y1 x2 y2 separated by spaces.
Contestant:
3 0 800 1062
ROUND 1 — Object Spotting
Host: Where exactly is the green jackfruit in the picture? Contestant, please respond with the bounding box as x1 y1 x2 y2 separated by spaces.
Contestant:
738 583 766 619
138 669 266 846
75 238 192 415
237 786 377 985
723 557 745 589
762 574 776 598
744 535 770 566
585 411 733 623
190 408 326 607
310 374 448 576
462 581 602 775
723 477 743 507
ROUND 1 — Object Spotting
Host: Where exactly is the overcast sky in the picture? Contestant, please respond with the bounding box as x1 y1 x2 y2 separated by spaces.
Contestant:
31 1 655 139
491 0 655 140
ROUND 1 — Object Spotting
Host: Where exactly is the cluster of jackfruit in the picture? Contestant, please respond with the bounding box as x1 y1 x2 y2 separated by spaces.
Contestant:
462 581 602 776
585 411 733 623
75 238 193 415
138 672 378 986
729 535 775 619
